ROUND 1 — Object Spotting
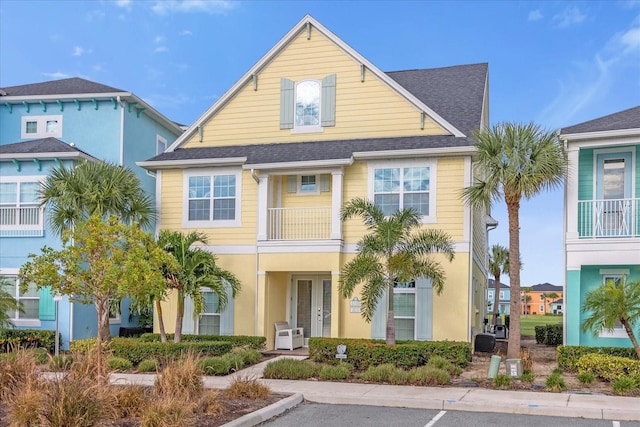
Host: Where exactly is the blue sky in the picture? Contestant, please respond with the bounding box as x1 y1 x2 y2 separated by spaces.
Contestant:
1 1 639 288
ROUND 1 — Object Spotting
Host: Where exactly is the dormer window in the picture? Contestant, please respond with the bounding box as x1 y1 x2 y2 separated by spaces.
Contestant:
295 80 320 128
280 74 336 133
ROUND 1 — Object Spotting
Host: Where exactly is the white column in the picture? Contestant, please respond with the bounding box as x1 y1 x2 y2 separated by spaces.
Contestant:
331 170 343 240
565 146 580 240
257 175 269 241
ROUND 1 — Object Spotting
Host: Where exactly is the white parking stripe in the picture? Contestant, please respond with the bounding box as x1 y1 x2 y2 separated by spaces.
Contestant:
424 410 447 427
612 421 620 427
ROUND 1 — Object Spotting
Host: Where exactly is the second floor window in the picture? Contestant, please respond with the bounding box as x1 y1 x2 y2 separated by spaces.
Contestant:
21 115 63 139
183 169 242 228
0 179 44 236
373 166 430 216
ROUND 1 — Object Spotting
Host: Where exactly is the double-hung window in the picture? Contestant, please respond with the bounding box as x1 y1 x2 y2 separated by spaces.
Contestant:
1 275 40 327
394 280 416 340
0 178 44 237
183 169 241 228
369 160 436 222
198 288 221 335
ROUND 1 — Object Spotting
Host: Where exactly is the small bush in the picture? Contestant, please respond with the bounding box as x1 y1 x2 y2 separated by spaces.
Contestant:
545 372 567 392
197 391 224 415
520 348 533 372
222 352 244 372
576 353 640 382
493 374 512 388
0 349 39 401
319 364 352 380
236 348 262 365
33 348 50 365
110 338 231 364
200 356 232 376
0 329 58 353
140 398 195 427
108 356 133 371
577 371 595 384
409 366 451 385
224 376 270 399
534 325 547 344
612 377 638 395
427 355 462 376
139 333 266 350
6 377 43 425
357 364 410 385
114 385 149 418
154 352 203 400
137 358 159 372
49 354 74 371
520 370 535 384
263 358 320 380
557 345 638 371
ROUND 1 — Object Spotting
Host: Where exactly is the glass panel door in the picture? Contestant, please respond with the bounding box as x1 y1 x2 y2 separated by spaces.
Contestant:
293 276 331 344
596 152 632 236
296 279 312 339
321 279 332 337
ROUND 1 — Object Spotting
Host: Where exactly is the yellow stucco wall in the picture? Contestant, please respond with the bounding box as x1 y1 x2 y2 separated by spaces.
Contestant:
181 27 446 150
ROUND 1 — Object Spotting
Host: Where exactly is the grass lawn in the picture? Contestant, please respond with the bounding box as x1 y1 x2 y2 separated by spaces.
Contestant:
519 314 562 337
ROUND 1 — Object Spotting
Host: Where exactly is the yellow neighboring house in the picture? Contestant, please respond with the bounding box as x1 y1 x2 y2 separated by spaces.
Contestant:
139 15 494 349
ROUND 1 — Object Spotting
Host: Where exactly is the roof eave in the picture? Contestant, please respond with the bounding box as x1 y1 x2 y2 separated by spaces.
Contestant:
242 157 354 171
137 157 248 171
353 145 477 160
560 127 640 142
0 151 94 161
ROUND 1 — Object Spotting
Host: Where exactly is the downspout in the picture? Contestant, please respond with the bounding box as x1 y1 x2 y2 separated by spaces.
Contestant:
562 138 568 345
118 96 125 166
251 169 260 336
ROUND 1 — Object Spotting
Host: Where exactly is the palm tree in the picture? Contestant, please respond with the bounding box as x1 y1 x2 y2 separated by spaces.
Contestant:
158 230 241 343
582 278 640 359
0 277 22 329
541 292 559 314
488 244 509 327
339 197 455 345
521 287 532 316
39 160 154 236
462 122 567 359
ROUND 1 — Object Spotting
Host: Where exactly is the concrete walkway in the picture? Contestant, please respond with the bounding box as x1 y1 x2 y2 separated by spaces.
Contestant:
109 355 640 425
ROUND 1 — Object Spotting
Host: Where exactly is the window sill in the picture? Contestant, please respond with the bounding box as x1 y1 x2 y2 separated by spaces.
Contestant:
291 126 323 134
182 219 242 228
11 319 41 328
599 329 627 339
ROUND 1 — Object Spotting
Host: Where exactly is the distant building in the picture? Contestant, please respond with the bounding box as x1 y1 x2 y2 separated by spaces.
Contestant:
486 279 510 315
521 283 563 315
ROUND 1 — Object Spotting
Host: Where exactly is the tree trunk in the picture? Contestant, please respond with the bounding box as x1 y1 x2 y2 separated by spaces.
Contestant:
622 319 640 359
95 299 111 343
386 282 396 345
174 291 184 343
506 195 522 359
493 273 501 327
155 299 167 343
94 299 107 381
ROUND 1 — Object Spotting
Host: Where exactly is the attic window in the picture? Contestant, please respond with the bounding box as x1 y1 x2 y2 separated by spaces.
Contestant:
295 80 321 129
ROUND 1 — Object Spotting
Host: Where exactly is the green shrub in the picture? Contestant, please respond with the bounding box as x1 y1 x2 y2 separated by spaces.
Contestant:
534 325 547 344
427 355 462 376
0 329 58 353
199 357 231 376
545 372 567 392
357 363 411 385
493 374 512 388
108 357 133 371
222 353 244 372
68 338 109 354
612 377 638 395
33 348 50 365
520 370 535 383
137 359 159 373
235 349 261 365
557 345 638 371
534 324 562 346
409 366 450 385
138 334 265 349
577 371 595 384
319 364 352 380
263 358 320 380
309 337 471 370
575 353 640 381
108 338 231 364
49 354 74 370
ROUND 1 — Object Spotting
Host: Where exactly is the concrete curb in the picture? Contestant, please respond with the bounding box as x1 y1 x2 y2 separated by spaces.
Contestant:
221 393 304 427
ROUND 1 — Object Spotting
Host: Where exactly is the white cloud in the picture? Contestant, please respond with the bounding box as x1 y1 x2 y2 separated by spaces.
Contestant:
155 46 168 53
180 29 193 36
42 72 71 79
528 10 543 22
114 0 131 8
620 27 640 53
151 0 234 15
72 46 92 56
552 6 586 28
154 35 165 44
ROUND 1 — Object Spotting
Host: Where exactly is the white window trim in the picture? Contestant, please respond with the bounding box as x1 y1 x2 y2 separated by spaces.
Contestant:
0 268 41 328
393 282 416 340
156 135 167 155
487 290 494 299
182 167 242 228
21 115 63 139
598 270 629 338
0 176 45 235
291 79 323 134
368 159 437 224
297 175 320 195
499 291 505 300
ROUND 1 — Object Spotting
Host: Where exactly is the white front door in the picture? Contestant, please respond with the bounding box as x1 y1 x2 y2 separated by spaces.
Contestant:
291 276 331 345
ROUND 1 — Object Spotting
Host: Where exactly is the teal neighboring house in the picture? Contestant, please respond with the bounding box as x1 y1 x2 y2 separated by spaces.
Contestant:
0 78 183 348
561 106 640 348
486 279 510 315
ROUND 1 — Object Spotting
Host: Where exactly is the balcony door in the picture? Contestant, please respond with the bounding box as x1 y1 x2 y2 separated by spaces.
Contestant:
291 275 331 345
595 152 632 236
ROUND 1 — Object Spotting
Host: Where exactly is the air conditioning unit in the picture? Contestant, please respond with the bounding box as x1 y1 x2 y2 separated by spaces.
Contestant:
494 325 508 339
474 333 496 352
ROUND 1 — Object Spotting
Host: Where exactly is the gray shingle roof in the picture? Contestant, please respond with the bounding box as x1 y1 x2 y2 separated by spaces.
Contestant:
0 137 92 158
145 63 487 165
530 283 562 292
488 279 510 289
387 63 488 136
0 78 125 97
561 105 640 134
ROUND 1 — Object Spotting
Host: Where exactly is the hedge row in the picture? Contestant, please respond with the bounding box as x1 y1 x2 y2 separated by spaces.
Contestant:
0 329 58 353
138 333 265 349
557 345 638 371
534 324 563 346
70 337 232 364
309 337 471 370
576 353 640 381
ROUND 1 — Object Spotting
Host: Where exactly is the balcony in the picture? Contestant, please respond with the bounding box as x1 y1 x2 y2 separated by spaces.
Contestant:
0 206 45 237
267 207 331 240
577 198 639 238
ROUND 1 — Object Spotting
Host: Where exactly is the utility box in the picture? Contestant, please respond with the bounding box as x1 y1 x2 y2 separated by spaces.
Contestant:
505 358 523 377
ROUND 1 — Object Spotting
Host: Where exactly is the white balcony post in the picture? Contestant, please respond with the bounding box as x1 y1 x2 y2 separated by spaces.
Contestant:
257 175 269 241
331 170 343 240
565 146 579 240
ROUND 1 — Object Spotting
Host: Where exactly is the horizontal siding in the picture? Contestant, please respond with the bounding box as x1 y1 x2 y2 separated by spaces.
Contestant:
341 161 369 242
578 148 594 201
182 29 447 150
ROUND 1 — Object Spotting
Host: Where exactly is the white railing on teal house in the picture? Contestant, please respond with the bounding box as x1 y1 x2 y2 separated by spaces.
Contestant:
0 206 45 237
267 206 331 240
577 198 639 238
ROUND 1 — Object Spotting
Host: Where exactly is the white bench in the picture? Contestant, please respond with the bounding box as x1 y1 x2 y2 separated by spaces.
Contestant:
274 321 304 350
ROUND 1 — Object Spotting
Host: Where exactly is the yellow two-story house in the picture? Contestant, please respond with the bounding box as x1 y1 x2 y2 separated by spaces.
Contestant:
139 15 493 349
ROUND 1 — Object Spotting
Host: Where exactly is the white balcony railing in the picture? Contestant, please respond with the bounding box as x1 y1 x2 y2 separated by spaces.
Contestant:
267 206 331 240
577 198 639 238
0 206 45 237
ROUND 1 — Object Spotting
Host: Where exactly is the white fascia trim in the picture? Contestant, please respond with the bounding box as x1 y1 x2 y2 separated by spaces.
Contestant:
561 128 640 142
353 146 476 160
137 157 247 170
242 158 353 171
0 152 93 161
167 15 464 152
